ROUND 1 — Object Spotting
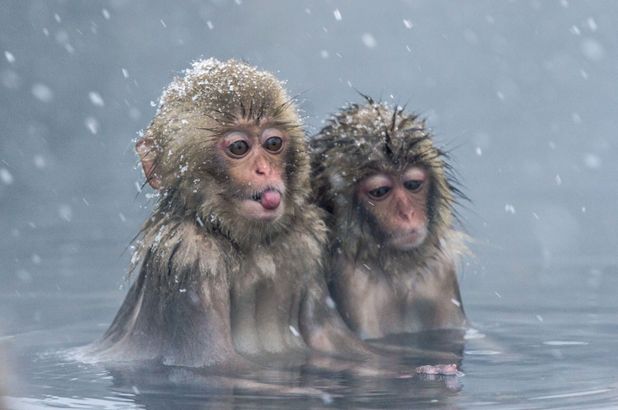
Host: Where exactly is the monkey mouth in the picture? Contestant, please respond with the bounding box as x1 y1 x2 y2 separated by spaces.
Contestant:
388 229 427 250
249 188 282 210
238 186 285 221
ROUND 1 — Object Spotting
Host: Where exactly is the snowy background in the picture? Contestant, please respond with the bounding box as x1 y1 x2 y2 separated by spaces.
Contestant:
1 0 617 308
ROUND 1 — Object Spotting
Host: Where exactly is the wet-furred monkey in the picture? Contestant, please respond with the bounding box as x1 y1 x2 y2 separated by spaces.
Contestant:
311 99 468 341
86 59 394 370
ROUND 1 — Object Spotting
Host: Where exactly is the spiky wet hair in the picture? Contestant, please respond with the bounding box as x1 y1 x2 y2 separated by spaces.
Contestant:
134 58 310 255
311 98 464 268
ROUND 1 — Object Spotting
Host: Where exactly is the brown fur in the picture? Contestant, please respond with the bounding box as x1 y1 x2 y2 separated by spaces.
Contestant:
89 59 373 368
311 99 468 339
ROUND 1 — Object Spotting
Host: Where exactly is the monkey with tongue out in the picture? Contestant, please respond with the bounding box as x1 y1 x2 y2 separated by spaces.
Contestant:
311 99 468 341
88 59 457 376
90 59 346 368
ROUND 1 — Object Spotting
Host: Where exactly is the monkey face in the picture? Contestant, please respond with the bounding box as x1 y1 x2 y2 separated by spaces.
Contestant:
357 166 429 251
219 123 288 222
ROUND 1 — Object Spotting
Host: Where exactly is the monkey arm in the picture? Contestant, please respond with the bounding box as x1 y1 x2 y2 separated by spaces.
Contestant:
90 230 257 371
158 273 242 369
298 282 460 377
415 254 468 330
298 281 379 359
297 288 443 363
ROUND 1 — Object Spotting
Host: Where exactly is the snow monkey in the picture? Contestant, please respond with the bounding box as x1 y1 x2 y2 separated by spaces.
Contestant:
311 98 468 340
87 59 459 376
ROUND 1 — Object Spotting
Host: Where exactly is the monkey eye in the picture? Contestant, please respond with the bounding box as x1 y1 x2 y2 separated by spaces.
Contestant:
367 186 391 199
227 140 250 157
404 180 424 192
263 136 283 153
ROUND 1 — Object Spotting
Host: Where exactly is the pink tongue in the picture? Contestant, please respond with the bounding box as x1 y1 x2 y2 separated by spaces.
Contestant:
260 190 281 210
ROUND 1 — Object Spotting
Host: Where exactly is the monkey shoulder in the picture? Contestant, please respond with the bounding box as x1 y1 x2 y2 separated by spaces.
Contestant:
429 228 469 280
440 229 469 260
143 220 236 283
405 230 468 308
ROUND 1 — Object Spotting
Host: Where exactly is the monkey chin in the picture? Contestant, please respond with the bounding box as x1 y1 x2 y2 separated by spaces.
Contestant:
387 228 428 251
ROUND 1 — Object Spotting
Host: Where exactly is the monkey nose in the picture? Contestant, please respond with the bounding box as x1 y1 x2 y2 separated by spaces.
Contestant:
398 207 414 222
255 161 272 176
260 190 281 210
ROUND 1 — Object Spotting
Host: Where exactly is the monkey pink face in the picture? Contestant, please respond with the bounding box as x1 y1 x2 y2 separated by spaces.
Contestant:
220 126 287 221
357 166 429 250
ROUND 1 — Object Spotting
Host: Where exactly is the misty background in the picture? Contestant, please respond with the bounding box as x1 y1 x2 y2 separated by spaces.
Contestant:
1 0 617 337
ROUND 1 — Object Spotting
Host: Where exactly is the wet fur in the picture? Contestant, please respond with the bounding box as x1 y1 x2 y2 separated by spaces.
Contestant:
88 59 365 367
311 100 468 338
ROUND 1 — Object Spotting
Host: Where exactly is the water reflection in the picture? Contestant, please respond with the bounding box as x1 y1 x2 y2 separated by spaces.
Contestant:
7 318 465 409
94 329 465 408
4 265 618 409
3 262 618 409
104 362 462 409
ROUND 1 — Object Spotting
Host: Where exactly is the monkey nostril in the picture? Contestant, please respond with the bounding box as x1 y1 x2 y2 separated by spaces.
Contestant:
399 208 414 222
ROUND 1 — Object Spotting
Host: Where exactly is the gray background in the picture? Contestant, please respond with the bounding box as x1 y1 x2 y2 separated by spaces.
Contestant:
1 0 617 327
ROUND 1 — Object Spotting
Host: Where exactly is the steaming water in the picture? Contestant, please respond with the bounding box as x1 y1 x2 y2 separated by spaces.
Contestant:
2 226 617 409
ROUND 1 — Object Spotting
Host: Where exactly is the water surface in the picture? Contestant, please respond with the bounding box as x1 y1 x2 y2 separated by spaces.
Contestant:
2 230 617 409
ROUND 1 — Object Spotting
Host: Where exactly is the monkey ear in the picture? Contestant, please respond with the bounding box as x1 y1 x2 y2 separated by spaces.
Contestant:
136 137 162 190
